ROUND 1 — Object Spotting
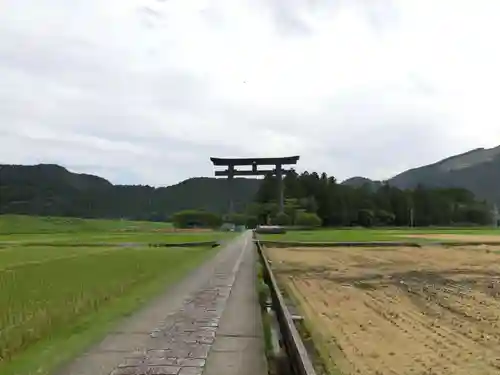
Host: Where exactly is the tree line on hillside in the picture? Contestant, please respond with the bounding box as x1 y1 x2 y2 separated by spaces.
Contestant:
170 208 322 229
0 164 260 220
170 170 493 229
249 170 493 227
0 164 494 227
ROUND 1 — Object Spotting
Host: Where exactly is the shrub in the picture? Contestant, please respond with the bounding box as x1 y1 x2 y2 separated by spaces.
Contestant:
295 212 322 227
171 210 222 229
225 213 248 226
273 212 291 226
357 209 374 227
246 215 259 229
375 210 395 226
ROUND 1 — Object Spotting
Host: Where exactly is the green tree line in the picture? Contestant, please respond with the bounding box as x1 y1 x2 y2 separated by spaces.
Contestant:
0 164 494 227
249 170 493 227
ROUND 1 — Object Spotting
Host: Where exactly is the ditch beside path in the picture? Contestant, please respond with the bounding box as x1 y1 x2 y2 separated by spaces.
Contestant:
58 231 267 375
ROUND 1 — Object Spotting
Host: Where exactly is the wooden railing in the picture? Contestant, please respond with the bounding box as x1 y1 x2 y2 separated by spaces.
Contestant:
253 235 317 375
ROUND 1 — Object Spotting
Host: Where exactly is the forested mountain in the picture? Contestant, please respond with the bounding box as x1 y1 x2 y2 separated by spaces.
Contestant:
1 143 499 226
0 164 260 220
342 145 500 206
388 146 500 205
341 176 382 190
254 171 493 227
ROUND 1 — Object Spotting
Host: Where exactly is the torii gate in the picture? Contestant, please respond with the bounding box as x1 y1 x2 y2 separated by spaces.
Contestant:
210 156 300 214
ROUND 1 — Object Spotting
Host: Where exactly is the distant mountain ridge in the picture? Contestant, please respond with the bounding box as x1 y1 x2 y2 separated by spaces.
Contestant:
341 176 383 190
0 164 261 220
0 164 112 190
2 144 500 220
341 145 500 206
432 146 500 172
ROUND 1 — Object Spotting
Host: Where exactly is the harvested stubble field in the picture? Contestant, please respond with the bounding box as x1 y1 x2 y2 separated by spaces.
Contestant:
267 245 500 375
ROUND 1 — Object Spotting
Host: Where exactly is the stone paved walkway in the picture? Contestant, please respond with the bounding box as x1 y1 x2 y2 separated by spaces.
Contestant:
204 231 267 375
59 231 266 375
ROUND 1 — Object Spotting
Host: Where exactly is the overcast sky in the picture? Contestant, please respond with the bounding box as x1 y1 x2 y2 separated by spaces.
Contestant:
1 0 500 186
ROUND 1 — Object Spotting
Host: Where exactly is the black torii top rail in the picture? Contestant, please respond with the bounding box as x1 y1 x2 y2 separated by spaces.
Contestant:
210 156 300 166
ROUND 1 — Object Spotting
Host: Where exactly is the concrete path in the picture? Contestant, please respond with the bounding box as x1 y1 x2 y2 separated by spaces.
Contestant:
204 232 267 375
58 231 267 375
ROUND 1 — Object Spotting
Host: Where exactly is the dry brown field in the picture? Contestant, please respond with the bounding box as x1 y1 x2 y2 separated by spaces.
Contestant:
267 245 500 375
400 233 500 242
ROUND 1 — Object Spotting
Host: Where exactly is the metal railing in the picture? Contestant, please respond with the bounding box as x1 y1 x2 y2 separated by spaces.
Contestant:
254 235 317 375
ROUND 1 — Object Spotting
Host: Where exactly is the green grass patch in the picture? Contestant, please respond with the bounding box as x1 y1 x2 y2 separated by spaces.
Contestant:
256 264 273 355
0 215 235 245
0 231 234 245
0 245 218 375
0 214 235 374
260 227 500 243
0 245 114 269
0 215 172 235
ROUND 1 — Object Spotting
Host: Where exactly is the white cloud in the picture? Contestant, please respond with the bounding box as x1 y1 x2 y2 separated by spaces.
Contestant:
1 0 500 185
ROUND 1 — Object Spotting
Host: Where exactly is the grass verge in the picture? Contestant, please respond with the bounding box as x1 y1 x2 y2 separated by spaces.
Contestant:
260 227 500 243
256 263 273 357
